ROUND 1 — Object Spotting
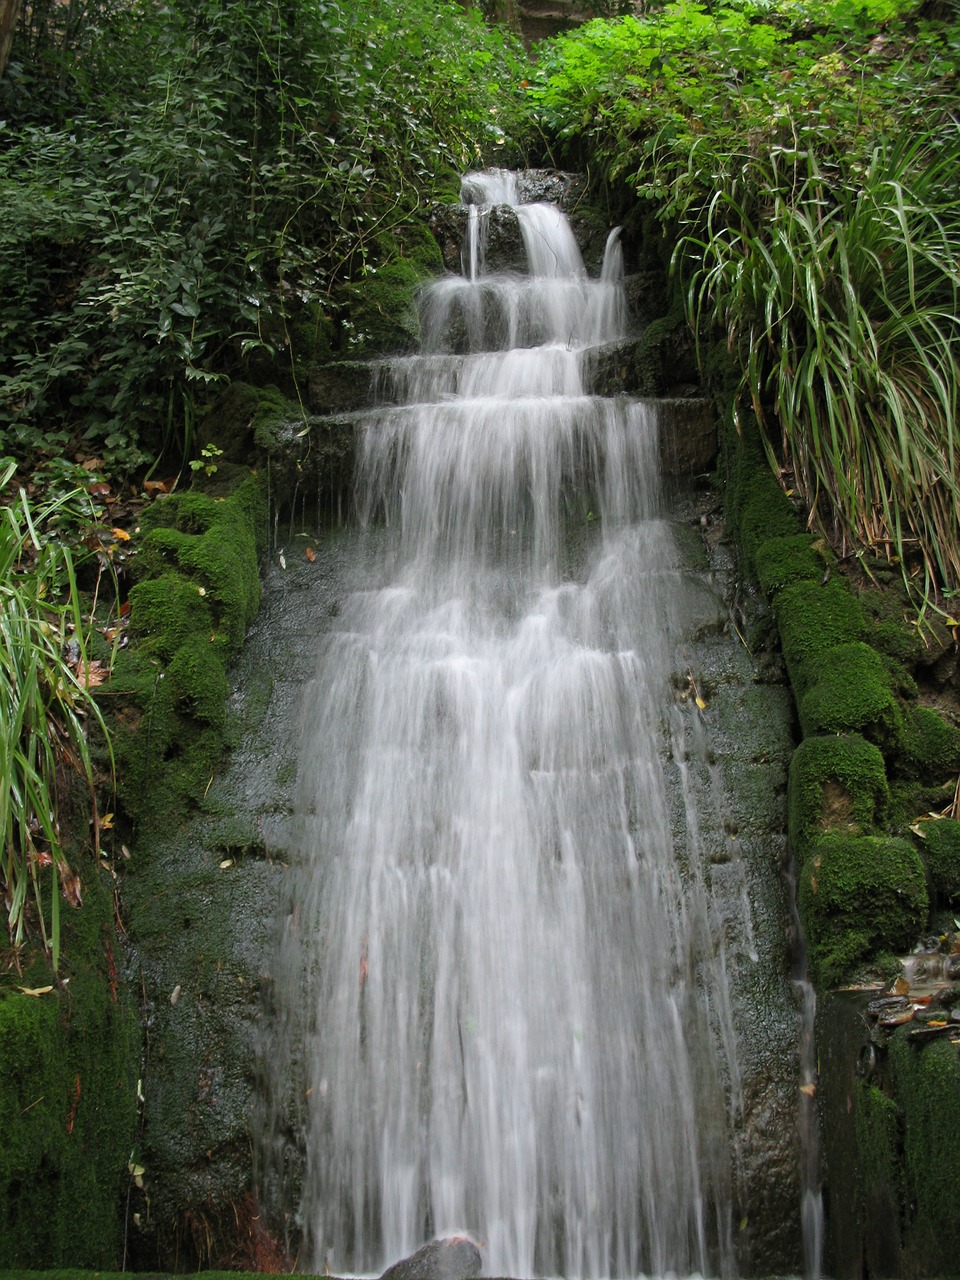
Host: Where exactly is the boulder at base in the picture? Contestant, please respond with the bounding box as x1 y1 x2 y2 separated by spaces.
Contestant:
380 1235 483 1280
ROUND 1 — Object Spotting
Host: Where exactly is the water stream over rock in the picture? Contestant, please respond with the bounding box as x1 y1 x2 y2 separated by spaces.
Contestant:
256 171 802 1278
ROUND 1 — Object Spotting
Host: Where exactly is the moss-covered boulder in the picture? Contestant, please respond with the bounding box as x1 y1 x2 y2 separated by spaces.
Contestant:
773 579 867 697
798 832 928 987
788 734 889 849
854 1079 903 1275
914 817 960 906
902 703 960 782
729 457 804 575
753 533 828 597
337 259 432 358
798 642 906 754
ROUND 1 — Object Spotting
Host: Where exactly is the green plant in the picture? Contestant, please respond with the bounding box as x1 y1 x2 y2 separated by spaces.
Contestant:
0 460 112 968
189 443 223 478
679 130 960 605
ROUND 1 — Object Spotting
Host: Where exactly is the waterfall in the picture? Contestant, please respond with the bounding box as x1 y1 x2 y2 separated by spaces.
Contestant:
269 171 751 1279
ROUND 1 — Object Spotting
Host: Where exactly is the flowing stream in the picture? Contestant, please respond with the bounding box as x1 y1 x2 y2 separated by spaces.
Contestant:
269 172 760 1279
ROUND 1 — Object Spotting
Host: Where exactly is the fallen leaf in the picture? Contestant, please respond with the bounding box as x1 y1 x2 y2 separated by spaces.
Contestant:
219 858 234 869
800 1083 816 1097
305 546 316 562
60 868 83 908
17 985 54 997
111 526 131 541
77 659 109 688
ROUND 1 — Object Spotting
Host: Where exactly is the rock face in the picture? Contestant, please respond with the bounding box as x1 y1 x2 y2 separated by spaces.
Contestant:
380 1236 483 1280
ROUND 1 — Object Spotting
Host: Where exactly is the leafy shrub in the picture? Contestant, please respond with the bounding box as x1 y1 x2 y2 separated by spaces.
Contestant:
0 0 531 476
530 0 960 607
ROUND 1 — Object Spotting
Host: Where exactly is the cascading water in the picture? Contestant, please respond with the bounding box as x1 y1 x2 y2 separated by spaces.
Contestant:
268 172 755 1279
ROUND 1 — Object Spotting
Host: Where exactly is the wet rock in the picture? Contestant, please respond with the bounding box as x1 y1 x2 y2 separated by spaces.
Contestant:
380 1236 482 1280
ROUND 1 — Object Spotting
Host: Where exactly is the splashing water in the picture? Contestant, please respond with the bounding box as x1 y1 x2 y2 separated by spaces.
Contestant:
268 171 747 1279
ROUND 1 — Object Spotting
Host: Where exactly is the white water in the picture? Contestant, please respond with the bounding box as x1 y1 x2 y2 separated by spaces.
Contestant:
276 172 745 1279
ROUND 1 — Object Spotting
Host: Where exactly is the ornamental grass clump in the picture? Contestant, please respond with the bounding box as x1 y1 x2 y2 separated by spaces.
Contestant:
679 126 960 607
0 460 111 969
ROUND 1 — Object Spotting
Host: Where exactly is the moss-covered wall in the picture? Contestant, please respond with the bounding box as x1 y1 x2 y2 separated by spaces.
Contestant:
0 868 138 1269
106 474 267 827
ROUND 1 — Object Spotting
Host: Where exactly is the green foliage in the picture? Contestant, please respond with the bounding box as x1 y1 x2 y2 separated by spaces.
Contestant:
0 0 531 476
0 461 111 968
681 132 960 603
530 0 960 607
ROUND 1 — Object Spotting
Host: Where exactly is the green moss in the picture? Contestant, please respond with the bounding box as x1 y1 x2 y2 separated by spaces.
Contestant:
798 832 928 987
722 425 803 576
338 259 429 356
798 642 905 756
0 872 138 1269
753 533 827 597
632 310 697 394
103 475 267 826
126 573 213 658
887 1032 960 1269
902 704 960 782
854 1079 902 1271
134 481 264 652
788 734 889 850
773 578 867 697
915 817 960 905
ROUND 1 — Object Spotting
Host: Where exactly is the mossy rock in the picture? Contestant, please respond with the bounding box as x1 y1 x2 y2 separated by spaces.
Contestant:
788 734 889 850
901 704 960 783
753 533 828 598
773 578 867 697
854 1079 902 1273
723 429 803 577
337 259 429 357
133 482 264 653
798 642 906 756
0 872 138 1269
632 310 697 395
125 572 214 659
887 1031 960 1269
915 817 960 905
798 832 928 987
104 475 267 825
